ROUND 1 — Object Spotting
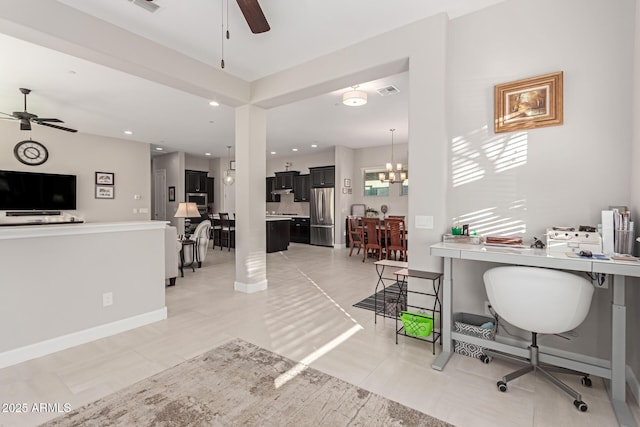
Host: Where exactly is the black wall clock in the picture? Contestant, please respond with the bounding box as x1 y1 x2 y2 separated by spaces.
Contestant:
14 139 49 166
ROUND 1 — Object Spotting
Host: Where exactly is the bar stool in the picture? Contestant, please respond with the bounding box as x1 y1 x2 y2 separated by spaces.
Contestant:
219 212 235 251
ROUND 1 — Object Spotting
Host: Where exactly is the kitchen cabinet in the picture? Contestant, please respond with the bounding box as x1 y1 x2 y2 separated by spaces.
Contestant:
185 170 207 193
290 217 310 244
206 177 214 204
266 177 280 202
293 174 310 202
274 171 300 189
266 220 290 252
310 166 335 188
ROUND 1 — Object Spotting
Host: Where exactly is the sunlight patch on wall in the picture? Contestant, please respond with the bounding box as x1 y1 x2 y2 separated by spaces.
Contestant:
483 131 528 173
451 135 485 187
454 200 527 236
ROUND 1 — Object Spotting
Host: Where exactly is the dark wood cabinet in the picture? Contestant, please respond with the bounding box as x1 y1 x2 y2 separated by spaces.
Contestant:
185 170 207 193
310 166 335 188
266 177 280 202
266 220 290 252
293 174 310 202
290 217 310 243
206 177 214 204
274 171 299 189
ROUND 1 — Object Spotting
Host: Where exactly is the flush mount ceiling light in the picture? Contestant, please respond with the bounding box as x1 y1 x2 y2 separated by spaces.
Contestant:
342 85 367 106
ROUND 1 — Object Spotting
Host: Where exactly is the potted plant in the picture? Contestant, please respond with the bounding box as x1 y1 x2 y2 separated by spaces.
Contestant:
365 207 379 218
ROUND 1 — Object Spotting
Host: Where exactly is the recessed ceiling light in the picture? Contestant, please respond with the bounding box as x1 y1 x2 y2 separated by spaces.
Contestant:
124 130 133 135
270 151 276 155
311 144 318 148
205 152 211 156
155 147 164 151
209 101 219 107
292 148 298 152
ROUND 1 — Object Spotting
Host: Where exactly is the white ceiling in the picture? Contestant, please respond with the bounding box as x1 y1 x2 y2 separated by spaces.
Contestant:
0 0 504 159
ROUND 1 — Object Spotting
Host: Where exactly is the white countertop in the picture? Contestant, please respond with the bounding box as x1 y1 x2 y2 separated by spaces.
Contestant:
0 220 167 240
430 241 640 277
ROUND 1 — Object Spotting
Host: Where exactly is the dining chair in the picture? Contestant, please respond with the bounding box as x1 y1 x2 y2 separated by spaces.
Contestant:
219 212 235 251
362 217 383 262
209 215 222 249
385 218 407 261
347 215 364 256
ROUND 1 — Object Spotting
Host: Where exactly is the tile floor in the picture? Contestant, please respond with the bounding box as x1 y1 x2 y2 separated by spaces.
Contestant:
1 243 639 426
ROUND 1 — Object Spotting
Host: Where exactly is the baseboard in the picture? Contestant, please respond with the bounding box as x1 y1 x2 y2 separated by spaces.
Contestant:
235 279 268 293
627 365 640 405
0 307 167 369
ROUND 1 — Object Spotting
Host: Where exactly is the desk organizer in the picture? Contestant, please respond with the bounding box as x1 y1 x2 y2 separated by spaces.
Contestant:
453 312 495 360
401 311 434 337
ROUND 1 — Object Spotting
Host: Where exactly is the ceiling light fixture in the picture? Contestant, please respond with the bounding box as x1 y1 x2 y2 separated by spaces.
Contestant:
124 130 133 135
342 85 367 106
223 145 235 185
379 129 406 184
209 101 219 107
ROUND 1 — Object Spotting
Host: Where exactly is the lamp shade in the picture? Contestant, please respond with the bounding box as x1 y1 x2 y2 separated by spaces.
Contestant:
342 90 367 106
174 202 200 218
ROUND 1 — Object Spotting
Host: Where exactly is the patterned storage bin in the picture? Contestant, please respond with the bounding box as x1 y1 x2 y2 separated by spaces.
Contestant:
453 312 496 360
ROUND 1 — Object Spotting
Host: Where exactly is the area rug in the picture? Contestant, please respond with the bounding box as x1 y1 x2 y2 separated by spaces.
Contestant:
43 338 452 427
353 282 403 313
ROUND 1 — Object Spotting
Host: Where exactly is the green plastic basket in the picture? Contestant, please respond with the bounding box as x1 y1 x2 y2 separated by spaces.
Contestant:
401 311 434 337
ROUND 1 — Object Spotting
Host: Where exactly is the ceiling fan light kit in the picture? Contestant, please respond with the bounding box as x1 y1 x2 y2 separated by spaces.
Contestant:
343 86 367 106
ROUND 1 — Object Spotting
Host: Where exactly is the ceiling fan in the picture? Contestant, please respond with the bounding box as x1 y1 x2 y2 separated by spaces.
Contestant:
140 0 270 33
0 88 77 133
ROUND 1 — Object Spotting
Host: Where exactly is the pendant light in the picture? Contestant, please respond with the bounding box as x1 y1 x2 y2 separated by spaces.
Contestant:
223 145 235 185
379 129 406 183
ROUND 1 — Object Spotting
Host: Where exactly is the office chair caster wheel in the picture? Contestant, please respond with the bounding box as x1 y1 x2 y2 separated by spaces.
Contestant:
480 354 492 364
573 400 588 412
497 381 507 392
581 376 592 387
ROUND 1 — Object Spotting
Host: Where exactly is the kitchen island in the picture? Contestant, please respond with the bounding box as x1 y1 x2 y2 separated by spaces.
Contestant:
266 216 292 252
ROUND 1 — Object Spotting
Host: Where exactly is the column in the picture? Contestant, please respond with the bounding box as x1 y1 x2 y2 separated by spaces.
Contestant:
234 104 268 293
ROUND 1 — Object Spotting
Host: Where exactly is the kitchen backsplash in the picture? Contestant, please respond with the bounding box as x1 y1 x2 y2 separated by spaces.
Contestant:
266 193 310 216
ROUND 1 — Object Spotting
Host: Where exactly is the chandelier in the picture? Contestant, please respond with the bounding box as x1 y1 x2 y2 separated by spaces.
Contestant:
223 145 235 185
379 129 406 183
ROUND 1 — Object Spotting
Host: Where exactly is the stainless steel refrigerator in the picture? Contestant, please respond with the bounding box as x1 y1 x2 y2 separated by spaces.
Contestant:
310 187 335 246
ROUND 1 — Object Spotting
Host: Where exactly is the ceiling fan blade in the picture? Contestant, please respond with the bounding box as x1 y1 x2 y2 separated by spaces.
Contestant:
20 119 31 131
236 0 270 34
34 118 64 123
0 111 16 119
37 121 77 133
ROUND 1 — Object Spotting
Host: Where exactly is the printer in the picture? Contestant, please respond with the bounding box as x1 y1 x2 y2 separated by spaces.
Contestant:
546 227 602 254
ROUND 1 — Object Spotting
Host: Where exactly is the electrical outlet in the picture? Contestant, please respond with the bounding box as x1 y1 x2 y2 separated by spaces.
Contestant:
484 300 492 316
103 292 113 307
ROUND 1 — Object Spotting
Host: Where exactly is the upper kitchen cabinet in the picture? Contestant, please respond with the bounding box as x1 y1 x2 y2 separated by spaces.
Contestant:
266 177 280 202
274 171 300 190
186 170 208 193
293 174 310 202
309 166 335 188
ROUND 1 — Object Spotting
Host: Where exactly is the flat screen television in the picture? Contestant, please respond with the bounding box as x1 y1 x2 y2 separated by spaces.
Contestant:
0 170 77 211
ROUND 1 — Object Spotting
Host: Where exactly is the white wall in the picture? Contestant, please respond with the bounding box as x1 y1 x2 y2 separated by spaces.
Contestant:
446 0 635 359
0 121 151 222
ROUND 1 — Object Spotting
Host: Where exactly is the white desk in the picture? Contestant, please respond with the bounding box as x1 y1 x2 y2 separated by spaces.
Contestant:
430 242 639 427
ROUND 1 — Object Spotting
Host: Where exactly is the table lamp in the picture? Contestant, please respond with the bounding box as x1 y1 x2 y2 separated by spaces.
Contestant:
174 202 200 238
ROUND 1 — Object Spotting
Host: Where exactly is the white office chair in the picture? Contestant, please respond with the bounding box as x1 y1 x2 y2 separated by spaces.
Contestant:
483 266 595 412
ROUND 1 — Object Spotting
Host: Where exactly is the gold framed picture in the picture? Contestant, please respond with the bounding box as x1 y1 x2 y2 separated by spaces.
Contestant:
494 71 563 133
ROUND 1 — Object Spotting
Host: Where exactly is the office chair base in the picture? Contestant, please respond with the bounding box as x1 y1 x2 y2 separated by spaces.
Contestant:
487 343 590 412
